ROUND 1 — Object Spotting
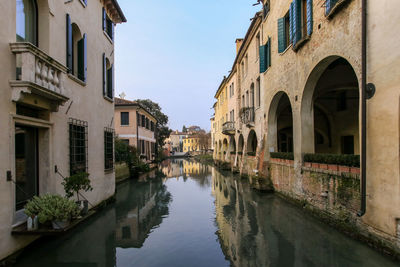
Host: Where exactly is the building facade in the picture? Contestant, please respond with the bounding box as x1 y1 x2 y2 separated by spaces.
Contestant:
0 0 126 260
114 98 157 162
213 0 400 256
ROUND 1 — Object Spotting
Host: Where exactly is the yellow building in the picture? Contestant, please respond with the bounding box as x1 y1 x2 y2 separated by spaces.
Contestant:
213 77 229 160
183 135 200 152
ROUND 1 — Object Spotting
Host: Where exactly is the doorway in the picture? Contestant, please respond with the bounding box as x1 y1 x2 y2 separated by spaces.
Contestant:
15 125 39 211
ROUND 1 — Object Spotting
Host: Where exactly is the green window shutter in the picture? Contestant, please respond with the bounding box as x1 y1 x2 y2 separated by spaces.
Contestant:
102 8 106 31
278 17 286 53
259 45 267 73
107 65 113 99
102 53 106 96
325 0 338 15
307 0 313 36
293 0 302 44
77 34 87 82
267 37 271 67
290 2 294 45
66 14 72 72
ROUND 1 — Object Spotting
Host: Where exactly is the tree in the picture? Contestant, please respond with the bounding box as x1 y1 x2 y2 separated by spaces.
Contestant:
182 125 187 132
135 99 171 149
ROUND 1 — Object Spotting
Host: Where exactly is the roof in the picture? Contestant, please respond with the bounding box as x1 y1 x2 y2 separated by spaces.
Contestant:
104 0 127 23
114 97 158 122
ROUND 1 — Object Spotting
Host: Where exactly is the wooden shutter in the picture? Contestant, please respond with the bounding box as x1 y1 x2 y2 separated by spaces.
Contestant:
102 8 106 31
77 34 87 82
267 37 271 67
107 65 113 98
325 0 338 15
307 0 313 36
259 45 267 73
102 53 106 95
290 3 294 45
293 0 302 45
278 17 286 53
66 14 72 72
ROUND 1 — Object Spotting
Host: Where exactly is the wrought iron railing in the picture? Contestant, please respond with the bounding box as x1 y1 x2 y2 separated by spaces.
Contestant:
222 121 235 135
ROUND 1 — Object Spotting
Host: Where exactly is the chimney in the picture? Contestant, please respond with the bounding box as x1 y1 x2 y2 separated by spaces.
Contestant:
235 39 244 55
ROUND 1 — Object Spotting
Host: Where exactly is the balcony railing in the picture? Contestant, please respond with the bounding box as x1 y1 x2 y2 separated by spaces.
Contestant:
240 107 255 125
222 121 235 135
10 42 69 111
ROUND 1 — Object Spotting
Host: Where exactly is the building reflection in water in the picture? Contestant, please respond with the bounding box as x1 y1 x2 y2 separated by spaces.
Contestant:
211 168 396 267
115 177 172 249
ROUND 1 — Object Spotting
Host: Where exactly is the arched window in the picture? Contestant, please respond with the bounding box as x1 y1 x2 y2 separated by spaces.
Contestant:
16 0 38 45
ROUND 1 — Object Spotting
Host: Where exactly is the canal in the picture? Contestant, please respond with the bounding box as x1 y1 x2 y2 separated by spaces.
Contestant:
13 159 398 267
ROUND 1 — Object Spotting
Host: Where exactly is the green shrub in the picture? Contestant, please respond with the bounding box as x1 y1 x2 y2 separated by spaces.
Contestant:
303 153 360 167
25 195 80 223
270 152 294 160
230 151 236 154
62 172 93 200
247 152 256 156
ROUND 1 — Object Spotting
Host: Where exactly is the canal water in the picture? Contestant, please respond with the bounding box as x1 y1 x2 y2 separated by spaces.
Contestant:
13 159 398 267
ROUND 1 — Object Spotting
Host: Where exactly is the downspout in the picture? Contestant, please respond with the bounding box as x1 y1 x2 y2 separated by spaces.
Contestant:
136 110 139 153
358 0 367 217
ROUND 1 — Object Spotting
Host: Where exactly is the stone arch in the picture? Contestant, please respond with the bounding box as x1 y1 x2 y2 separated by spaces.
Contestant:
267 91 294 153
301 56 360 154
238 134 244 154
246 130 258 154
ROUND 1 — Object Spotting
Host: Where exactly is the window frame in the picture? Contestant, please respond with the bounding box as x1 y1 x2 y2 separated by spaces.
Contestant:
68 118 88 176
104 127 114 171
120 112 129 126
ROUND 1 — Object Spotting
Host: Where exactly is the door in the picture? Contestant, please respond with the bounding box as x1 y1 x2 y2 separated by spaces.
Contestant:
15 125 38 211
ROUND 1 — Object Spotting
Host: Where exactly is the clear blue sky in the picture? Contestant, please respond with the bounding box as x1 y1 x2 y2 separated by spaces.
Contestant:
115 0 261 132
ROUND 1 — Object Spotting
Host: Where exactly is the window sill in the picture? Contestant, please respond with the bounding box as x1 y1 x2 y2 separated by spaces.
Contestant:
293 36 310 52
79 0 87 8
103 31 113 45
103 95 114 103
279 44 292 56
120 125 130 127
325 0 351 19
261 67 271 75
68 73 86 86
104 168 114 174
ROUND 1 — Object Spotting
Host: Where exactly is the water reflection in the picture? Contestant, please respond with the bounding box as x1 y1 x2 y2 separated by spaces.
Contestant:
115 176 172 248
12 160 398 267
212 168 397 267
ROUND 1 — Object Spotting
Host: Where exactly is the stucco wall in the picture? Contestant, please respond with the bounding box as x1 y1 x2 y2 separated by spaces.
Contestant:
0 0 123 260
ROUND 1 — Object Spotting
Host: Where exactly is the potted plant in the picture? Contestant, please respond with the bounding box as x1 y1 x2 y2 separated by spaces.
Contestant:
25 194 80 230
62 172 93 215
24 196 41 231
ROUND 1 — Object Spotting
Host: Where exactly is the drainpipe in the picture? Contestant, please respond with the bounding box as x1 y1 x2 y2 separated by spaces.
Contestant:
358 0 367 217
136 110 139 152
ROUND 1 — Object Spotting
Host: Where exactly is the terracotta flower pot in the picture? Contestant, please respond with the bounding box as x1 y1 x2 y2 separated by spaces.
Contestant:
319 163 328 170
339 165 350 173
311 163 319 169
350 167 360 174
328 164 338 171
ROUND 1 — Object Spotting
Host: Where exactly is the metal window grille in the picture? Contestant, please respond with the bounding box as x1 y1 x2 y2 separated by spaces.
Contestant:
69 118 88 175
104 127 114 170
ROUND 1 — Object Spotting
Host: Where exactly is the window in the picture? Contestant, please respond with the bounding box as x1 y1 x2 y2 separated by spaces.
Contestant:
278 12 291 53
246 91 249 107
259 37 271 73
16 0 37 46
263 1 270 19
245 54 248 76
256 33 260 59
69 118 88 175
256 78 261 107
102 8 114 40
104 128 114 170
250 84 255 107
103 54 113 99
141 115 145 127
291 0 313 48
151 121 155 131
146 118 149 129
140 140 145 155
121 112 129 125
241 62 244 80
325 0 344 16
66 15 87 82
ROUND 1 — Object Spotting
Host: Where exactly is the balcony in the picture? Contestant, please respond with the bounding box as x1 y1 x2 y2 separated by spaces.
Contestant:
10 42 69 112
222 121 235 135
240 107 255 126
